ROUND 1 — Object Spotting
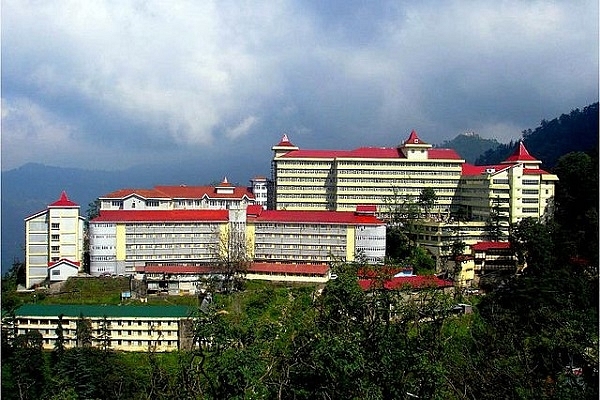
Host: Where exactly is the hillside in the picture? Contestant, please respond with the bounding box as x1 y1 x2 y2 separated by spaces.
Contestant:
476 102 599 168
436 132 502 163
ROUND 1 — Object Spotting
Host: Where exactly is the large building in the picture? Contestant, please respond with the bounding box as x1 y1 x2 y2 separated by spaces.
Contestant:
89 203 386 278
270 131 558 257
24 192 85 288
10 304 194 352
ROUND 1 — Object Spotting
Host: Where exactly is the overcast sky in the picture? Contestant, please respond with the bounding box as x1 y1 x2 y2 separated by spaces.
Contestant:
2 0 598 176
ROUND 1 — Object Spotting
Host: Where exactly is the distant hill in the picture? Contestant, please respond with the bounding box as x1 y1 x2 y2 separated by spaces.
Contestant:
436 133 502 163
1 161 254 275
475 102 599 168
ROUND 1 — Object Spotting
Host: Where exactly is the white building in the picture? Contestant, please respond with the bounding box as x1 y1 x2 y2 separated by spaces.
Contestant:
24 192 85 288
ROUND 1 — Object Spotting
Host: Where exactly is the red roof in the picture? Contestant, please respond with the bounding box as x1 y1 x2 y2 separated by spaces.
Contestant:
48 258 81 268
403 130 428 145
49 191 79 207
355 204 377 214
503 141 539 163
249 210 384 225
281 146 461 160
246 204 264 217
275 134 296 147
461 164 508 176
101 184 254 200
248 262 329 275
523 168 550 175
358 275 453 290
137 265 221 274
92 209 229 222
471 241 511 251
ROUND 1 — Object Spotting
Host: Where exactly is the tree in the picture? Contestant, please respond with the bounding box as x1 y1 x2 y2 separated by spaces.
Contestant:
510 218 555 275
8 330 46 400
54 314 66 359
418 187 437 218
75 313 93 348
484 196 506 241
98 315 111 352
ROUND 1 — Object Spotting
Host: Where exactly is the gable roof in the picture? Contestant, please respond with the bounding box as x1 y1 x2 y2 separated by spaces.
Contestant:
502 141 540 163
49 191 79 207
101 184 254 200
280 146 462 160
275 134 296 147
48 259 81 269
403 130 428 145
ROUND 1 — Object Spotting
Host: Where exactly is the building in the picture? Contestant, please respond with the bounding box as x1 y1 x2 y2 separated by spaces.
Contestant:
89 209 230 276
249 176 269 209
270 131 558 262
24 192 85 288
89 204 386 281
98 177 256 212
271 131 464 213
246 204 386 265
471 241 518 277
11 304 194 352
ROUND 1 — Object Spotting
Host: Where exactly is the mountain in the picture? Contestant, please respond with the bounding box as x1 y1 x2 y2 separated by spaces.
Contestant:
1 160 257 275
475 102 599 168
435 132 502 163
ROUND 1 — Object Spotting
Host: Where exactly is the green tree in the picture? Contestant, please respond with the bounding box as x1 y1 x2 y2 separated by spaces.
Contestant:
418 187 437 218
75 313 93 348
98 315 111 351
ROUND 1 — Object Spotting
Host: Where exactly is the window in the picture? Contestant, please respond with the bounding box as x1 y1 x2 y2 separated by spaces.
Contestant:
51 234 60 241
52 269 60 276
51 246 60 252
51 223 60 230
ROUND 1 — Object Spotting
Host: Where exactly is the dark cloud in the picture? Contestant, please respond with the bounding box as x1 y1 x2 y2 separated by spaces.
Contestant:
1 0 597 172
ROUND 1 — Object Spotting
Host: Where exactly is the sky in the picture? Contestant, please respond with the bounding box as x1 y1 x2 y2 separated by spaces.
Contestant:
1 0 598 176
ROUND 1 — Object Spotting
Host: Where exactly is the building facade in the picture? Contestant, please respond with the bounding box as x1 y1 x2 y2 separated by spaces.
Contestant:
270 131 558 260
24 192 85 288
11 304 193 352
89 204 386 279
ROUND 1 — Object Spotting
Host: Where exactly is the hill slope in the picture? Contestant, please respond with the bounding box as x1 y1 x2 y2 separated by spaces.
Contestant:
475 102 599 168
436 133 502 163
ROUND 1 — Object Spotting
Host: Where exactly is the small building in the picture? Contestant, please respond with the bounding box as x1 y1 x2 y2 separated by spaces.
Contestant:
48 259 81 282
12 304 194 352
246 262 330 283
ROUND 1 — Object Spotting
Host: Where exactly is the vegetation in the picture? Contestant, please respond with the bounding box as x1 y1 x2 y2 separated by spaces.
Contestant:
476 102 598 168
1 103 598 398
437 132 502 163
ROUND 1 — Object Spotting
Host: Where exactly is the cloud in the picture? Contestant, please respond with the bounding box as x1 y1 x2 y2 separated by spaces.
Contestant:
1 0 597 171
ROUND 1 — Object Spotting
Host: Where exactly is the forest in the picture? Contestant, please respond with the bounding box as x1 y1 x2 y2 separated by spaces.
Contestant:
2 105 598 399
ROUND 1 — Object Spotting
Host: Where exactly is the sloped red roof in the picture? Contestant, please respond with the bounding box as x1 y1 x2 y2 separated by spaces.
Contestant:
358 275 453 290
281 146 461 160
503 141 539 163
102 184 254 200
248 262 329 275
249 210 384 225
275 134 296 147
403 130 428 145
461 164 508 176
523 168 551 175
471 241 511 251
91 209 229 223
48 258 81 268
49 191 79 207
137 265 220 274
246 204 264 217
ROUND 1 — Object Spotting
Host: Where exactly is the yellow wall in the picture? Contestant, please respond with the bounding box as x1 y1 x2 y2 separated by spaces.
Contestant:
116 224 126 261
346 226 355 261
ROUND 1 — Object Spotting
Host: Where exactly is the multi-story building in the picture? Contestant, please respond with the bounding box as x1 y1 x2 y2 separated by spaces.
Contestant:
249 176 269 209
271 131 464 213
24 192 85 288
270 131 558 261
11 304 194 352
89 204 386 279
98 177 256 212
